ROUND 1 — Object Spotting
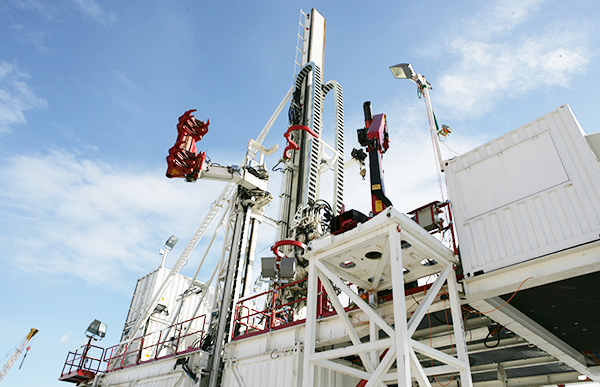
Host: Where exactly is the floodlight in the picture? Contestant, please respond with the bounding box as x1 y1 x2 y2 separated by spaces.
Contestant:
389 63 416 80
165 235 179 250
85 319 107 341
390 61 443 171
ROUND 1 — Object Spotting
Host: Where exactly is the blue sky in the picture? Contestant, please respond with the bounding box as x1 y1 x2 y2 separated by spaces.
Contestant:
0 0 598 386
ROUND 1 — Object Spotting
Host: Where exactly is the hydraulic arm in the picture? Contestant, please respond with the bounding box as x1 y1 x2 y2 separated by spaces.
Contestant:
358 101 392 215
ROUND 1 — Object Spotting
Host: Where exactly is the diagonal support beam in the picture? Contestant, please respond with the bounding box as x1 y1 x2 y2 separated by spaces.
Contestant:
407 264 452 337
410 347 433 387
398 229 455 266
410 339 468 371
314 359 372 380
321 260 373 290
364 345 397 387
317 271 382 377
470 297 600 382
315 260 395 338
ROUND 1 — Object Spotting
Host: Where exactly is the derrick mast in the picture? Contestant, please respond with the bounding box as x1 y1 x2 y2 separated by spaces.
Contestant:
278 9 345 247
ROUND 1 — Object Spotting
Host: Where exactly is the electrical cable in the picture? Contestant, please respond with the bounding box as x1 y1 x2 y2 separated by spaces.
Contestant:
484 324 502 349
462 277 533 319
441 140 461 156
477 277 533 314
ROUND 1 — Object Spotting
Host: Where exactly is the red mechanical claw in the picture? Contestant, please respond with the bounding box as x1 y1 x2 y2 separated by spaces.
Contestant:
283 125 319 159
166 110 210 181
271 240 307 259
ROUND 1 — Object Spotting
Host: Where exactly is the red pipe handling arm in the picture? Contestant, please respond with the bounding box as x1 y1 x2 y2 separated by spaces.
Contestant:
282 125 319 159
360 102 392 215
166 109 210 182
271 239 307 259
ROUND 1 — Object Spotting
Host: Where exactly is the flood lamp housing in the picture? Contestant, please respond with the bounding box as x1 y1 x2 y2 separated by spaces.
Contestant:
165 235 179 250
85 319 107 340
390 63 417 81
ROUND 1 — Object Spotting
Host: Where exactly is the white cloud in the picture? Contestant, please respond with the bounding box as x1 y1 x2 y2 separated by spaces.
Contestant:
59 332 71 343
0 61 48 133
11 24 50 52
71 0 117 27
0 149 220 290
463 0 545 41
10 0 45 11
435 0 591 119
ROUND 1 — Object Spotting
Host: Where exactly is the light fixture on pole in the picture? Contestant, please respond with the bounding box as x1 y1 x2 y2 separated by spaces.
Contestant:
390 63 444 171
165 235 179 250
160 235 179 267
78 319 107 370
85 319 107 341
389 63 416 81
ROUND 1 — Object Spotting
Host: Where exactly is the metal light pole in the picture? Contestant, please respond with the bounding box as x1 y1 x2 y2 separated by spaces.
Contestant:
159 235 178 268
390 63 445 171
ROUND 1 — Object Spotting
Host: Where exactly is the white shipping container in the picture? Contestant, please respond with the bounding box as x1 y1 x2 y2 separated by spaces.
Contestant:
221 349 361 387
120 267 214 346
445 105 600 277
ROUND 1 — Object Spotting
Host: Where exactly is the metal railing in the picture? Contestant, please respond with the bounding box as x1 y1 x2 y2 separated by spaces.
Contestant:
232 277 335 339
60 342 105 378
104 314 207 372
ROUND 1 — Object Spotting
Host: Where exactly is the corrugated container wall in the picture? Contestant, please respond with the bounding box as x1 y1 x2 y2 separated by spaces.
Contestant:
120 267 214 341
109 374 197 387
221 350 361 387
445 105 600 277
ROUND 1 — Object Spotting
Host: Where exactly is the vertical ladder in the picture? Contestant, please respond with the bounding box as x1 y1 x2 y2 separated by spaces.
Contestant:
293 10 309 77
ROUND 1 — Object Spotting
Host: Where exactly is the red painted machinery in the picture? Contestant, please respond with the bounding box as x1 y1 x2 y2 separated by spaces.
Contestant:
166 109 210 182
330 101 392 235
359 101 392 215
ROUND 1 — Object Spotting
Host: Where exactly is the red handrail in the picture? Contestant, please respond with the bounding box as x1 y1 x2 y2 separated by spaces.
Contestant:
232 277 338 340
103 313 207 373
59 342 105 379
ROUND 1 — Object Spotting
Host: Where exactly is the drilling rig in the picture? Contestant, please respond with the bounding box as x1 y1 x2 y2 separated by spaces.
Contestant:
58 7 600 387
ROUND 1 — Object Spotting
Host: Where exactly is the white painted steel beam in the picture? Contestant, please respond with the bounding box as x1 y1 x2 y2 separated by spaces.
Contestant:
316 271 383 380
301 258 319 387
364 346 397 387
320 260 373 290
313 359 372 380
410 339 468 371
407 265 451 336
448 264 474 387
389 225 411 387
369 239 390 289
314 260 395 337
232 364 248 387
470 297 600 382
309 339 394 362
410 348 433 387
422 364 459 377
463 241 600 302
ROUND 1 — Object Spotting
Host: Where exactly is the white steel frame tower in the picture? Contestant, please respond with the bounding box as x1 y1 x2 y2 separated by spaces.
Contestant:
301 208 474 387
